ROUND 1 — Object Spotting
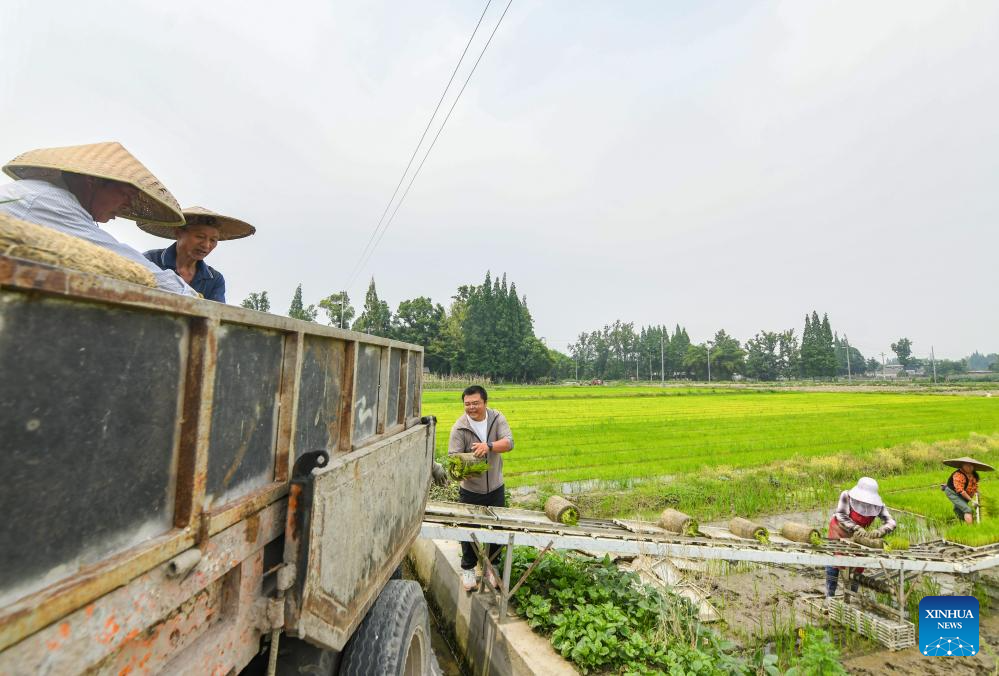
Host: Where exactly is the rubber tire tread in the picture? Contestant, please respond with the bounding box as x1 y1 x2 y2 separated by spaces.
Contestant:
339 579 430 676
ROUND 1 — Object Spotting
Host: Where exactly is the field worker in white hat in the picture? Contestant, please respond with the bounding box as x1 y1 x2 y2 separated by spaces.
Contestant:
0 141 196 296
140 207 256 303
824 477 896 598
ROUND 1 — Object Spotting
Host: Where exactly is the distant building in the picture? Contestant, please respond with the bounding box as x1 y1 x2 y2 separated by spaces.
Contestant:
874 364 905 379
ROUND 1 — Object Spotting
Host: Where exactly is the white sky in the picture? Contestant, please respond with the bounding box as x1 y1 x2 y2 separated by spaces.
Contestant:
2 1 996 360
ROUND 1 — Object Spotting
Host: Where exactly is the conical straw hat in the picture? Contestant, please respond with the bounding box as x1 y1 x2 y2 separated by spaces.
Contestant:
943 456 995 472
138 206 256 241
3 141 183 226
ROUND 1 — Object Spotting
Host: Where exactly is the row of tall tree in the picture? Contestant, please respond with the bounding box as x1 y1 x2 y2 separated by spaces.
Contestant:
567 312 876 382
243 273 558 381
241 284 986 382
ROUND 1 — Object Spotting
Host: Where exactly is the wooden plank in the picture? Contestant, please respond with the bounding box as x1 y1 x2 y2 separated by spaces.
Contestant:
274 331 305 481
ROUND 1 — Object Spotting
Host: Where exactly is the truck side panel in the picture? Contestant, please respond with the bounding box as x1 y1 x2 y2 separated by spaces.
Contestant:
0 294 185 608
287 424 434 652
0 255 427 673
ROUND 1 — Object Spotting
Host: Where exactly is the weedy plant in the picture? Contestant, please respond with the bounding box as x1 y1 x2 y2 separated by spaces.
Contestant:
784 628 848 676
509 547 847 675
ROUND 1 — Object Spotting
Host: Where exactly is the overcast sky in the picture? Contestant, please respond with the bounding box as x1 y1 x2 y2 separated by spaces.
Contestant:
2 1 996 359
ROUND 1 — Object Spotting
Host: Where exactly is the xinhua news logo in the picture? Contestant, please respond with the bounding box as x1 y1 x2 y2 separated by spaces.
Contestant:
919 595 979 657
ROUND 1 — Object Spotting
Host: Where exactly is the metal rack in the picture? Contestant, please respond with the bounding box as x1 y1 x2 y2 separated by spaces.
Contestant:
422 501 999 630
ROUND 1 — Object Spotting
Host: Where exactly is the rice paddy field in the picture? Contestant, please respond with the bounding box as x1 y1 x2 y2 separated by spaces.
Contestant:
424 384 999 544
424 385 999 488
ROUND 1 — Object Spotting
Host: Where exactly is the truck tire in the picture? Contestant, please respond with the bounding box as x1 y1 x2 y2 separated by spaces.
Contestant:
339 580 431 676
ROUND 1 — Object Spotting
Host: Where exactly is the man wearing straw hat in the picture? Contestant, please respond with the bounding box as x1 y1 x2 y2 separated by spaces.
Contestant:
825 477 896 599
0 142 196 296
141 207 256 303
942 456 994 524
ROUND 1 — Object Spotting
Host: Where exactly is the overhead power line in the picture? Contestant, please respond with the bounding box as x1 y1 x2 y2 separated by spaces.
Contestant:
343 0 494 290
344 0 514 292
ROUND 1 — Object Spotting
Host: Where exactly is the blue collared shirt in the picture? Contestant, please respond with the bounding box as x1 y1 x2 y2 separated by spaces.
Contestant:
143 243 226 302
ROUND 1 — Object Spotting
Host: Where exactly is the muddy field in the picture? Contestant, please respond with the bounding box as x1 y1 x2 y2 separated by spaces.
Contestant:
685 511 999 674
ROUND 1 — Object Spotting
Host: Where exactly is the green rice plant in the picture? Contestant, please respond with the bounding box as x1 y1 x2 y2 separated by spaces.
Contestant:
446 453 488 481
425 385 999 544
883 534 910 551
945 521 999 547
424 386 999 488
906 576 942 625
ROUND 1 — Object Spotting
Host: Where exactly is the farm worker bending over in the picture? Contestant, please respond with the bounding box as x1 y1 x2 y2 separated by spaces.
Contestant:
141 207 256 303
942 456 994 524
825 477 896 598
0 141 196 296
448 385 514 592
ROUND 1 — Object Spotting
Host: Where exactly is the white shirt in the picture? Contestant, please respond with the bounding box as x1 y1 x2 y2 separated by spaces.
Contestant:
0 177 197 296
468 415 488 443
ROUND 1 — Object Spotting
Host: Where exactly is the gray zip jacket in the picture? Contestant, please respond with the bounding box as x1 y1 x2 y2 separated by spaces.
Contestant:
448 409 514 494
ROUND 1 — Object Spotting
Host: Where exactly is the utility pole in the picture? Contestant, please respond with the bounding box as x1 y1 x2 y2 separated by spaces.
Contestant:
931 346 937 384
706 342 713 383
636 354 640 381
660 334 665 385
648 353 652 383
339 292 346 329
843 335 852 383
881 351 886 378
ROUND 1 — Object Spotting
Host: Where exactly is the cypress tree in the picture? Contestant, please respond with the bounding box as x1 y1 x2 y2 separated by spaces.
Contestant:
820 313 837 376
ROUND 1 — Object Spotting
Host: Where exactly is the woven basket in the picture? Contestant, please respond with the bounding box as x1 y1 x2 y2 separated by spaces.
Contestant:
0 212 155 287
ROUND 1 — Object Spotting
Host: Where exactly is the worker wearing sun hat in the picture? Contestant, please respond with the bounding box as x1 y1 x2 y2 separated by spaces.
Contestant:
942 456 994 525
0 141 196 296
824 477 897 598
140 207 255 303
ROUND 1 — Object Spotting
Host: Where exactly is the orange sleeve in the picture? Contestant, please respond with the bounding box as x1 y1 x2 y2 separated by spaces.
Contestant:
952 472 967 494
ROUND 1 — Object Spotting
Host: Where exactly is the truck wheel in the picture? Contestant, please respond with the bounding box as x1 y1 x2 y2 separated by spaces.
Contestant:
339 580 431 676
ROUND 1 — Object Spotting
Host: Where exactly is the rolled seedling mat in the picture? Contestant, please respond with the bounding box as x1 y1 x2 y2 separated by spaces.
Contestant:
780 522 822 546
446 453 488 481
851 532 884 549
658 508 699 536
730 517 770 543
544 495 580 526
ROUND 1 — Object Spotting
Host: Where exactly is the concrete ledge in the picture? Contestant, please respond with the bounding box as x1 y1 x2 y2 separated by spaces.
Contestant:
408 538 576 676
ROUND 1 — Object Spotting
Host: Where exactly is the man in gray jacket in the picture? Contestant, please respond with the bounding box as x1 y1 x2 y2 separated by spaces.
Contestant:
448 385 514 591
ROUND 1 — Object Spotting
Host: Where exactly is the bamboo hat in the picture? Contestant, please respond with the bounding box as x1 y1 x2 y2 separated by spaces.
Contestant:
3 141 184 226
944 457 995 472
138 206 255 241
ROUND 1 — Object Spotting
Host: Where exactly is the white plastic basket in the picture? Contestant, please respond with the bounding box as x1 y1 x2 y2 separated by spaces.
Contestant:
802 595 915 651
